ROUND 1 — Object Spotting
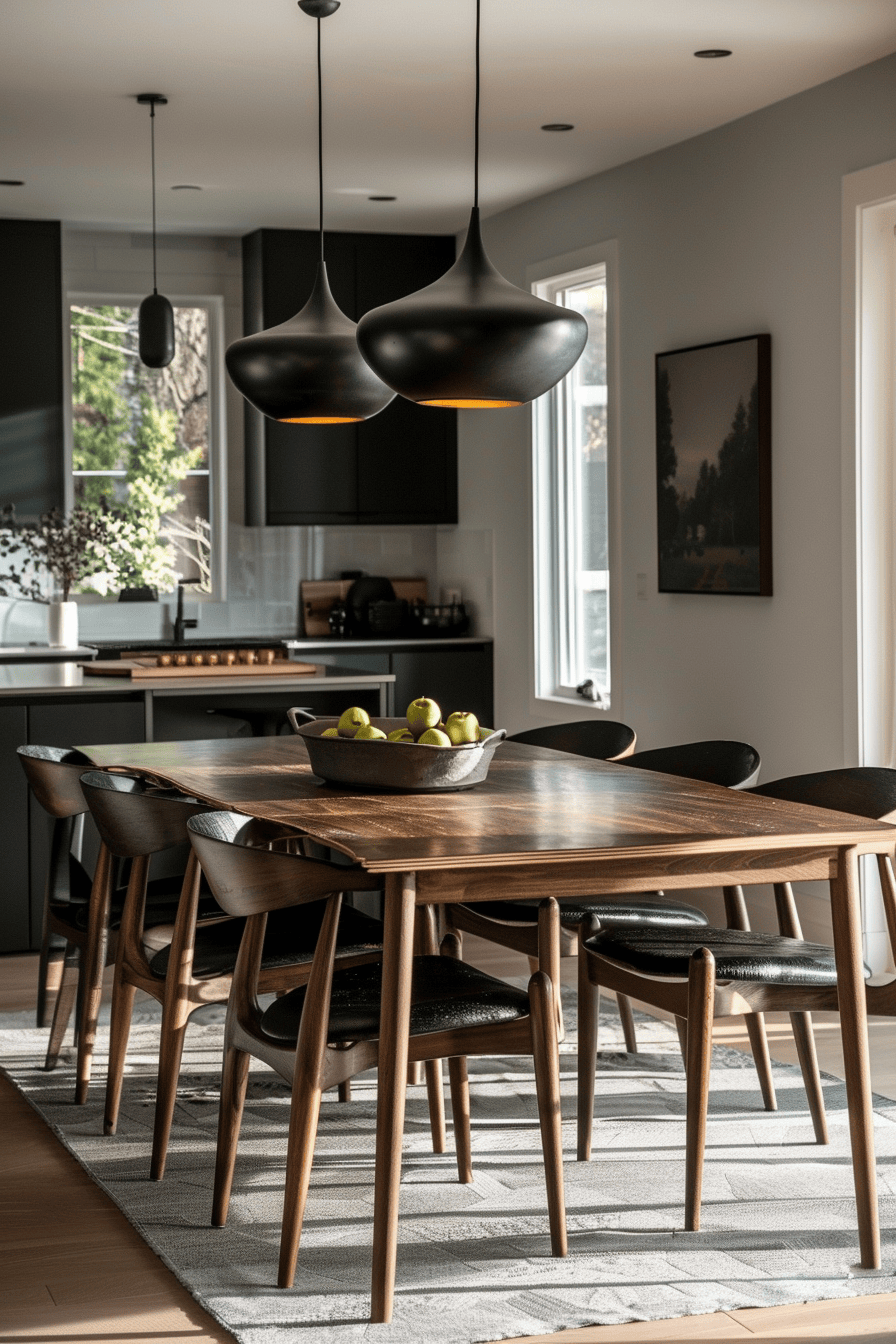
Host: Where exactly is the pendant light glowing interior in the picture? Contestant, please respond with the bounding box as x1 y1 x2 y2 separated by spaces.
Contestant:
356 0 587 409
224 0 394 425
136 94 175 370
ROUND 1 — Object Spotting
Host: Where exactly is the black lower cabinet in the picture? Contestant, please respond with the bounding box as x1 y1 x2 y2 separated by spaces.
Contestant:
0 706 30 951
392 647 494 726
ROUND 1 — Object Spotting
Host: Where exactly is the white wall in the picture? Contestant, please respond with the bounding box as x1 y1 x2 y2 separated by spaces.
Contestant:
459 50 896 785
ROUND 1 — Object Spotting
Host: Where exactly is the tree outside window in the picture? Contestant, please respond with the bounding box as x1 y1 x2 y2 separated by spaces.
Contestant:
70 303 212 593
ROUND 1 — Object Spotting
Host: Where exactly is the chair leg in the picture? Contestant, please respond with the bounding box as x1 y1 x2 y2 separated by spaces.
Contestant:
447 1056 473 1183
103 979 137 1135
744 1015 777 1112
338 1080 352 1103
150 1022 189 1181
75 845 114 1105
212 1045 251 1227
45 944 79 1070
723 884 776 1110
529 969 567 1256
576 915 599 1161
684 947 715 1232
37 933 66 1030
616 993 638 1053
424 1059 447 1154
279 893 343 1290
790 1011 829 1144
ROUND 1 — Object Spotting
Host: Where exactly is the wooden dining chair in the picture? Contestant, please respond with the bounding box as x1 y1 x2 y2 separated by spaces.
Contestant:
17 746 189 1080
446 735 758 1056
186 810 567 1296
79 769 389 1181
574 761 896 1230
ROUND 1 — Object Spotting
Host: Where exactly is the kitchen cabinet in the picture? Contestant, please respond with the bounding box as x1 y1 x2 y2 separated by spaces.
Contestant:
242 227 457 527
0 220 65 520
305 641 494 727
0 706 30 951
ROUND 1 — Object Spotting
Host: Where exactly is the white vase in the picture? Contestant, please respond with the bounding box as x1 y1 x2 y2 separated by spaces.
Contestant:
48 601 79 649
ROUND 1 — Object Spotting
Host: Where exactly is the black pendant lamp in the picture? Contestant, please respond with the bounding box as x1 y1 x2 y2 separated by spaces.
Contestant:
136 93 175 369
225 0 394 425
356 0 587 408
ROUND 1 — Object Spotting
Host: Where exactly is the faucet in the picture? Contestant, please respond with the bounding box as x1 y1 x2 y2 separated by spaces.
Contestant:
173 580 199 644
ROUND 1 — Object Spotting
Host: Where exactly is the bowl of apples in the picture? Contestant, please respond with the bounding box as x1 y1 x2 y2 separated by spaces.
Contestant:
289 699 506 792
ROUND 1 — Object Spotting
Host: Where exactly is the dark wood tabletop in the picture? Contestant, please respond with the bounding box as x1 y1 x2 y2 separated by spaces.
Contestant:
76 735 896 873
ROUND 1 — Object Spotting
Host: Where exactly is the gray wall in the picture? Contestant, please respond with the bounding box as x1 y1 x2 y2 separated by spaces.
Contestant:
460 50 896 785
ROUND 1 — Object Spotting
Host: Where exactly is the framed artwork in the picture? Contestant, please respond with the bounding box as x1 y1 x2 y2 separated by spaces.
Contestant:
655 333 771 595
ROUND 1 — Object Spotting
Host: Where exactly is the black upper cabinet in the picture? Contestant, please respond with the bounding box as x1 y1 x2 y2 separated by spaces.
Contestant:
0 220 65 520
241 227 457 526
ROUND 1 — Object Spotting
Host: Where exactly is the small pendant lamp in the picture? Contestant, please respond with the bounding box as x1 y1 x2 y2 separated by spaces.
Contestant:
225 0 395 425
356 0 587 409
136 93 175 369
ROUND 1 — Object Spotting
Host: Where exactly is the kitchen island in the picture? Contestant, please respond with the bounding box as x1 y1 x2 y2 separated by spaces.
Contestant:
0 660 395 954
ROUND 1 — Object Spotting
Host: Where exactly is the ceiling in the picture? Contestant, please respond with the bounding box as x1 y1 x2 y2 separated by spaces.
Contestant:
2 0 896 238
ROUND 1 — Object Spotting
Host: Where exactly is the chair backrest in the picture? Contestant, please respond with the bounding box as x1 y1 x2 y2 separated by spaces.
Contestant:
624 740 761 789
507 719 636 762
750 766 896 821
187 811 381 917
79 769 212 858
17 745 92 818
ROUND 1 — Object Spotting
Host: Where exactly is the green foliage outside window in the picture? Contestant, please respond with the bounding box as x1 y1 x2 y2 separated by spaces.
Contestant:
71 304 211 593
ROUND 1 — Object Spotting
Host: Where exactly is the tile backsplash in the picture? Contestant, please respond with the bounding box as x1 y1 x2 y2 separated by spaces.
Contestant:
1 525 493 644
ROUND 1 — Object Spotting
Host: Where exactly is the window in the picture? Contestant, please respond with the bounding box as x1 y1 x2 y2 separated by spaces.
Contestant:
68 298 224 595
532 250 617 709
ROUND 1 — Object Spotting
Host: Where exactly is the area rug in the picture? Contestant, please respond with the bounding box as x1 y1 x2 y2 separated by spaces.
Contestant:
1 994 895 1344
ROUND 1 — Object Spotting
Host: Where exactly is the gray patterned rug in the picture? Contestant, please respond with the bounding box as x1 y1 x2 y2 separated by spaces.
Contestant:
1 993 895 1344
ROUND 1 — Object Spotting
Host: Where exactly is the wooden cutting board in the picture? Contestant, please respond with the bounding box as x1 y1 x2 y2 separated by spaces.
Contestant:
81 659 319 679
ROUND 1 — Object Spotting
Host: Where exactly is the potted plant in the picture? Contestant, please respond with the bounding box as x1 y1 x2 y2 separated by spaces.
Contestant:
0 504 119 647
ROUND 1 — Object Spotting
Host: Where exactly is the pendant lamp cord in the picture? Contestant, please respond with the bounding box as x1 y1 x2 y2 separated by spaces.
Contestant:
474 0 481 209
149 101 158 294
317 16 324 261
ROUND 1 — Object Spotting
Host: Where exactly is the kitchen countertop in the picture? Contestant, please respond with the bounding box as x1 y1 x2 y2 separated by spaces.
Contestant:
283 635 492 651
0 645 97 663
0 661 395 697
85 635 491 657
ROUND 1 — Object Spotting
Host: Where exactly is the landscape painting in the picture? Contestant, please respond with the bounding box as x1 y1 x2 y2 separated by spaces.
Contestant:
655 333 771 595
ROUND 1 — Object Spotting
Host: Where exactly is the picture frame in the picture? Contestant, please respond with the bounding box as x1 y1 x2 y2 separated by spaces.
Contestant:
655 333 771 595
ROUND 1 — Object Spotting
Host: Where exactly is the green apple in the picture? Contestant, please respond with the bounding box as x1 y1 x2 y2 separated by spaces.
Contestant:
417 727 451 747
387 727 415 742
355 723 387 740
445 710 479 744
477 726 494 740
321 727 340 738
337 706 370 737
406 697 441 737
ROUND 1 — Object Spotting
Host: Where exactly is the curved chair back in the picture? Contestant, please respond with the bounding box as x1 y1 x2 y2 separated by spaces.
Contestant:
624 740 761 789
18 745 92 818
79 770 212 858
750 766 896 821
508 719 636 762
187 811 381 917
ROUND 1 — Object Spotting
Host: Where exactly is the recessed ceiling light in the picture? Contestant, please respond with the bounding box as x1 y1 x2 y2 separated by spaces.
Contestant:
368 195 396 202
0 179 24 186
694 49 731 58
541 123 574 132
171 184 202 191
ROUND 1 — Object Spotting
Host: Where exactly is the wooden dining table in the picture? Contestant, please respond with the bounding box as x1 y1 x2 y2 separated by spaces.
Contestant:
76 733 896 1321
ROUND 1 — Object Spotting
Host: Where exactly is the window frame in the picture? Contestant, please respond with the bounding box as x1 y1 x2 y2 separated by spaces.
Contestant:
63 290 228 601
527 239 622 717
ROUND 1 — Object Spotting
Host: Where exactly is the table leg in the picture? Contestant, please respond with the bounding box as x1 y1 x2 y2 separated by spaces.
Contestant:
830 845 880 1269
371 870 416 1323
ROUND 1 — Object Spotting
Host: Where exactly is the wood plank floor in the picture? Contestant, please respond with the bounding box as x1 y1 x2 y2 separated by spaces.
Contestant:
0 945 894 1344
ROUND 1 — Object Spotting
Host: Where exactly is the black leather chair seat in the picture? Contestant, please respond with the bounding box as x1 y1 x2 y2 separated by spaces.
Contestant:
470 894 708 930
585 925 852 986
149 903 384 981
260 954 531 1045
